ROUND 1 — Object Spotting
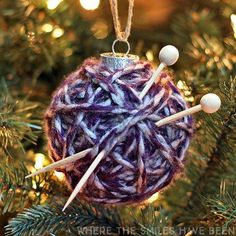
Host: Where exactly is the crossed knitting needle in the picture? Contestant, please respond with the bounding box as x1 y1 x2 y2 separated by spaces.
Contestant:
26 45 221 211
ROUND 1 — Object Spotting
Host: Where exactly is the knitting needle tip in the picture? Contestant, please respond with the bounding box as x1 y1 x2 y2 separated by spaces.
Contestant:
25 148 92 179
62 150 106 211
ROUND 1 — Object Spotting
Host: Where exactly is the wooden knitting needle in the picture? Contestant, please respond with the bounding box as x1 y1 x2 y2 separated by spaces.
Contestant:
139 45 179 100
156 93 221 127
25 148 92 179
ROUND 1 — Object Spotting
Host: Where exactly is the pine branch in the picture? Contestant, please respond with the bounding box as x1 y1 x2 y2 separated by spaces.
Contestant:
172 74 236 226
0 78 41 155
206 179 236 228
167 5 236 221
0 159 66 214
6 203 175 236
0 0 104 82
186 76 236 200
5 201 123 236
172 0 232 54
134 206 175 236
165 6 236 223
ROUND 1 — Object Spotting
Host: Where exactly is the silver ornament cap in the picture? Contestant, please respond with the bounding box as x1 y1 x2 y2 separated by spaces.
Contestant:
100 52 139 70
100 39 139 70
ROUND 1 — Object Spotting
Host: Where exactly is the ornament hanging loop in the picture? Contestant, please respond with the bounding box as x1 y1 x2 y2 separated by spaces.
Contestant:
112 39 130 55
109 0 134 54
101 0 137 70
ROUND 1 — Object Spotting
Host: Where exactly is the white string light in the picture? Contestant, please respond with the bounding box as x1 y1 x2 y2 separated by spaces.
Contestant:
52 27 64 38
34 153 46 170
80 0 100 10
47 0 63 10
42 23 53 33
231 14 236 38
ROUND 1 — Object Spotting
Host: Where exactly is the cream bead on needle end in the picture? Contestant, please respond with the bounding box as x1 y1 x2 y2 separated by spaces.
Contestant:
159 45 179 66
200 93 221 113
156 93 221 127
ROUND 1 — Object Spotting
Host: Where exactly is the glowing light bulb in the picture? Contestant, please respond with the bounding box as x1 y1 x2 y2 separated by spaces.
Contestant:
177 80 194 102
64 48 73 57
91 20 108 39
146 192 159 203
47 0 63 10
42 23 53 32
52 27 64 38
54 171 65 181
80 0 100 10
177 80 185 90
34 153 46 170
146 50 154 61
32 180 37 189
231 14 236 38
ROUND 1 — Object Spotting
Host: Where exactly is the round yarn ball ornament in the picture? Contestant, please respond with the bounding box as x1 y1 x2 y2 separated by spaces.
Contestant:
45 58 194 204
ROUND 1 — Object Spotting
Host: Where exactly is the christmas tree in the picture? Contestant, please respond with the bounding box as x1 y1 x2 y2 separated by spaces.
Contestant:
0 0 235 235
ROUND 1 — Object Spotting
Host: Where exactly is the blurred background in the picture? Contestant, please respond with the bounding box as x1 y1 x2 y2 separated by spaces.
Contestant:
0 0 236 235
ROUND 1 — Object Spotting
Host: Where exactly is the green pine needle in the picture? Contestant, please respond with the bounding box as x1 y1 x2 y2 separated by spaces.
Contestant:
0 79 42 155
5 202 122 236
206 179 236 228
0 159 65 215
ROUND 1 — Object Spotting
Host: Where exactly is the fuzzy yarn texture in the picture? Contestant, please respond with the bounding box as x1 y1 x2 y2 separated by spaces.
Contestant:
45 58 194 204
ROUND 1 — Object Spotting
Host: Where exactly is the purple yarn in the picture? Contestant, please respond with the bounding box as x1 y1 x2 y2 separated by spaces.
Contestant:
45 58 193 204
